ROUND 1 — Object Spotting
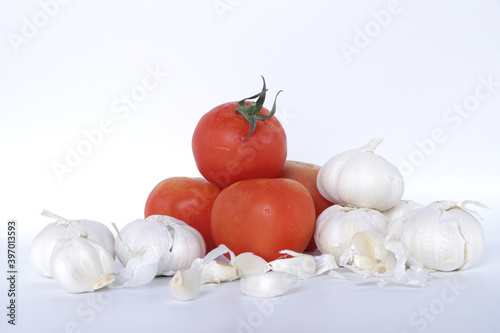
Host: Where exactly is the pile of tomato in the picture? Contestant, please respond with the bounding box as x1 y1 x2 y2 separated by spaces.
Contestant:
144 78 335 261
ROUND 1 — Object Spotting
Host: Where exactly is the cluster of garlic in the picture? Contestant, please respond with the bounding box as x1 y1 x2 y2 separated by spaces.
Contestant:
30 138 487 297
29 210 116 293
168 245 339 300
30 211 207 293
314 138 487 282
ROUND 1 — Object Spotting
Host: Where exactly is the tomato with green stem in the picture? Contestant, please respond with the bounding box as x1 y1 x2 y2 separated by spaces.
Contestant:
192 77 287 189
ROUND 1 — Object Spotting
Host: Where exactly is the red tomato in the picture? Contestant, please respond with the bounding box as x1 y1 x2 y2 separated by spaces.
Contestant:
277 161 336 251
144 177 221 251
192 78 287 189
211 178 316 261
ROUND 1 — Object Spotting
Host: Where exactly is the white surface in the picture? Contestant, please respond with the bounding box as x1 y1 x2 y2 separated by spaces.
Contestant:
1 0 500 332
5 226 500 333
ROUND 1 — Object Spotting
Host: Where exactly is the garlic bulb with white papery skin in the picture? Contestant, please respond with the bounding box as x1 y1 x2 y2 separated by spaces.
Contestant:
314 205 389 265
387 201 487 271
30 210 115 277
317 138 404 211
50 237 115 293
113 215 206 287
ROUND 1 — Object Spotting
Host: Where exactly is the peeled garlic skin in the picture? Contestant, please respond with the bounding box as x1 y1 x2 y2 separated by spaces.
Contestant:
388 201 486 271
30 219 115 277
50 237 115 293
317 138 404 211
314 205 388 265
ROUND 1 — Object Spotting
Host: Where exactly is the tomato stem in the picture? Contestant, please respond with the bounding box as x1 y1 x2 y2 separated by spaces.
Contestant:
235 76 282 142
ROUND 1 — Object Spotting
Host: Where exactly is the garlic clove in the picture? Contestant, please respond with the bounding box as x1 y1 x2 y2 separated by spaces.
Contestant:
240 271 299 298
268 250 316 280
169 268 202 301
30 210 115 278
199 260 238 284
169 244 238 300
194 243 238 283
349 231 397 274
328 238 428 287
233 252 270 278
50 237 115 293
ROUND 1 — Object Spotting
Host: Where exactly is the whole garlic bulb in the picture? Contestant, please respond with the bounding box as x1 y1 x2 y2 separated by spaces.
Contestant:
30 210 115 277
317 138 404 211
387 201 486 271
113 215 206 287
50 237 115 293
314 205 389 265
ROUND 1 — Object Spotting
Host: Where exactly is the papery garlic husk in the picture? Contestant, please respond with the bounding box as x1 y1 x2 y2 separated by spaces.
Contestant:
330 239 428 287
314 253 339 276
113 215 205 287
268 250 316 279
317 138 404 211
314 205 388 265
348 230 397 274
233 252 270 278
381 200 423 223
30 210 115 277
240 271 299 298
50 237 115 293
169 268 202 301
197 243 237 284
387 200 487 271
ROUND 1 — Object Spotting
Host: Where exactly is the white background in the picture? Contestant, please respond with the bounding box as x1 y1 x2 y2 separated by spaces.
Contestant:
1 0 499 332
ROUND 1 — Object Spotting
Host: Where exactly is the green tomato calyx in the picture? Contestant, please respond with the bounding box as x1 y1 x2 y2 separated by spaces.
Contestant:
235 76 282 142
